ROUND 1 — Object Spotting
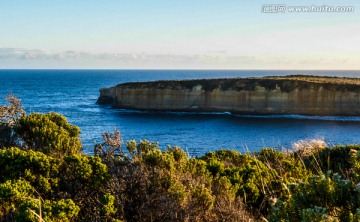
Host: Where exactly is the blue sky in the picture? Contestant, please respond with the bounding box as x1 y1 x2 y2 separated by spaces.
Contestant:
1 0 359 69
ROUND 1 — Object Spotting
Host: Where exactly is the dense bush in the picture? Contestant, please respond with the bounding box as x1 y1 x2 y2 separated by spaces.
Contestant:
3 95 360 221
270 172 360 221
107 140 254 221
0 147 60 195
15 112 82 157
0 179 80 222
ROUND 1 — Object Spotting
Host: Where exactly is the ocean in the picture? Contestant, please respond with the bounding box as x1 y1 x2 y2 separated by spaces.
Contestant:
1 69 360 156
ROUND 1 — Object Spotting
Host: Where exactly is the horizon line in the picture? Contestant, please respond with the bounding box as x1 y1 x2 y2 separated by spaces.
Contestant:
1 68 360 71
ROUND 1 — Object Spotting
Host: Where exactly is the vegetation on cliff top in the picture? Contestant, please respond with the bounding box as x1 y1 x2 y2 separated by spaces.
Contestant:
267 75 360 85
3 94 360 221
108 75 360 93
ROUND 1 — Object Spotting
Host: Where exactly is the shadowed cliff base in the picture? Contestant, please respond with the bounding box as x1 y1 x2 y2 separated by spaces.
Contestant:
98 75 360 116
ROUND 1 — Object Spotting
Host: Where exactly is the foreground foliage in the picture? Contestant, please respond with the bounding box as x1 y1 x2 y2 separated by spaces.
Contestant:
2 95 360 221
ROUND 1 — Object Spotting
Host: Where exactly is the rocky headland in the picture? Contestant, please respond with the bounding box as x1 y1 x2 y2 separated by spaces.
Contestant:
97 75 360 116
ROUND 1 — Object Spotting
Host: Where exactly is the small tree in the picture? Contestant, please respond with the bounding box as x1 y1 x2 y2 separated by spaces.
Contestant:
0 93 26 126
94 129 125 163
0 94 26 148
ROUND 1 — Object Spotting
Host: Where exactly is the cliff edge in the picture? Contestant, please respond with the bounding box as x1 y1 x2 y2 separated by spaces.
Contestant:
97 75 360 116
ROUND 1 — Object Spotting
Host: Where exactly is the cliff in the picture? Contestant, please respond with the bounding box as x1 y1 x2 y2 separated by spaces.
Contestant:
97 75 360 116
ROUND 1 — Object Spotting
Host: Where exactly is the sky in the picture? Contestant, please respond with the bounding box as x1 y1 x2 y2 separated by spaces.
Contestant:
0 0 359 69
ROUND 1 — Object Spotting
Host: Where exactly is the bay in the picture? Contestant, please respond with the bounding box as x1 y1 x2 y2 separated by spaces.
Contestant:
1 69 360 155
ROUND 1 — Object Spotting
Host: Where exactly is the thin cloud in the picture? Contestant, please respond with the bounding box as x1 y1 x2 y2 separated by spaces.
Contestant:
0 48 358 69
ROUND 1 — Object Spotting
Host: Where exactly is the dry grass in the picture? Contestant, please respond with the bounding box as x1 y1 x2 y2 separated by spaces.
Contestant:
265 75 360 86
292 138 327 157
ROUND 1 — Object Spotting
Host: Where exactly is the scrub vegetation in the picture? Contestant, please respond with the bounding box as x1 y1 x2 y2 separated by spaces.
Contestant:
2 94 360 221
108 75 360 94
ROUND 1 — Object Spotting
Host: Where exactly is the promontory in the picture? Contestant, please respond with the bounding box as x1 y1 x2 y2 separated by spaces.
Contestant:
97 75 360 116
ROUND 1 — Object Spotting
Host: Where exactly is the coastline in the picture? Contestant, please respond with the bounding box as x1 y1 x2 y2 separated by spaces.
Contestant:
98 75 360 116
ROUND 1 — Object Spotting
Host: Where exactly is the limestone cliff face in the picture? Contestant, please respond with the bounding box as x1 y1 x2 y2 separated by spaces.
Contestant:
97 76 360 116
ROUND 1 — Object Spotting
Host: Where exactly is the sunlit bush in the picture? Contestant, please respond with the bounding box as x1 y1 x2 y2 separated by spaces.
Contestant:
15 112 82 157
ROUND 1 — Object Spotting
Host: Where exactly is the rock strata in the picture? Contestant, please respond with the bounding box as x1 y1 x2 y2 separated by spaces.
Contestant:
97 75 360 116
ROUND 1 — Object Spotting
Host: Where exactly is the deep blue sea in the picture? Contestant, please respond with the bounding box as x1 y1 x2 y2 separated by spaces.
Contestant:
1 69 360 156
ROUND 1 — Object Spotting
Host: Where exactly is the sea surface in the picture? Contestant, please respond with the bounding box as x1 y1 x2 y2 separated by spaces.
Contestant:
1 69 360 156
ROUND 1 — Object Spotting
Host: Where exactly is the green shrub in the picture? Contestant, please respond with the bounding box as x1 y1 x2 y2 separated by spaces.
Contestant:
0 147 60 195
256 148 311 184
269 171 360 221
201 150 284 215
10 94 360 221
108 140 255 221
15 112 81 157
302 145 360 178
59 154 110 220
0 179 35 220
42 199 80 222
